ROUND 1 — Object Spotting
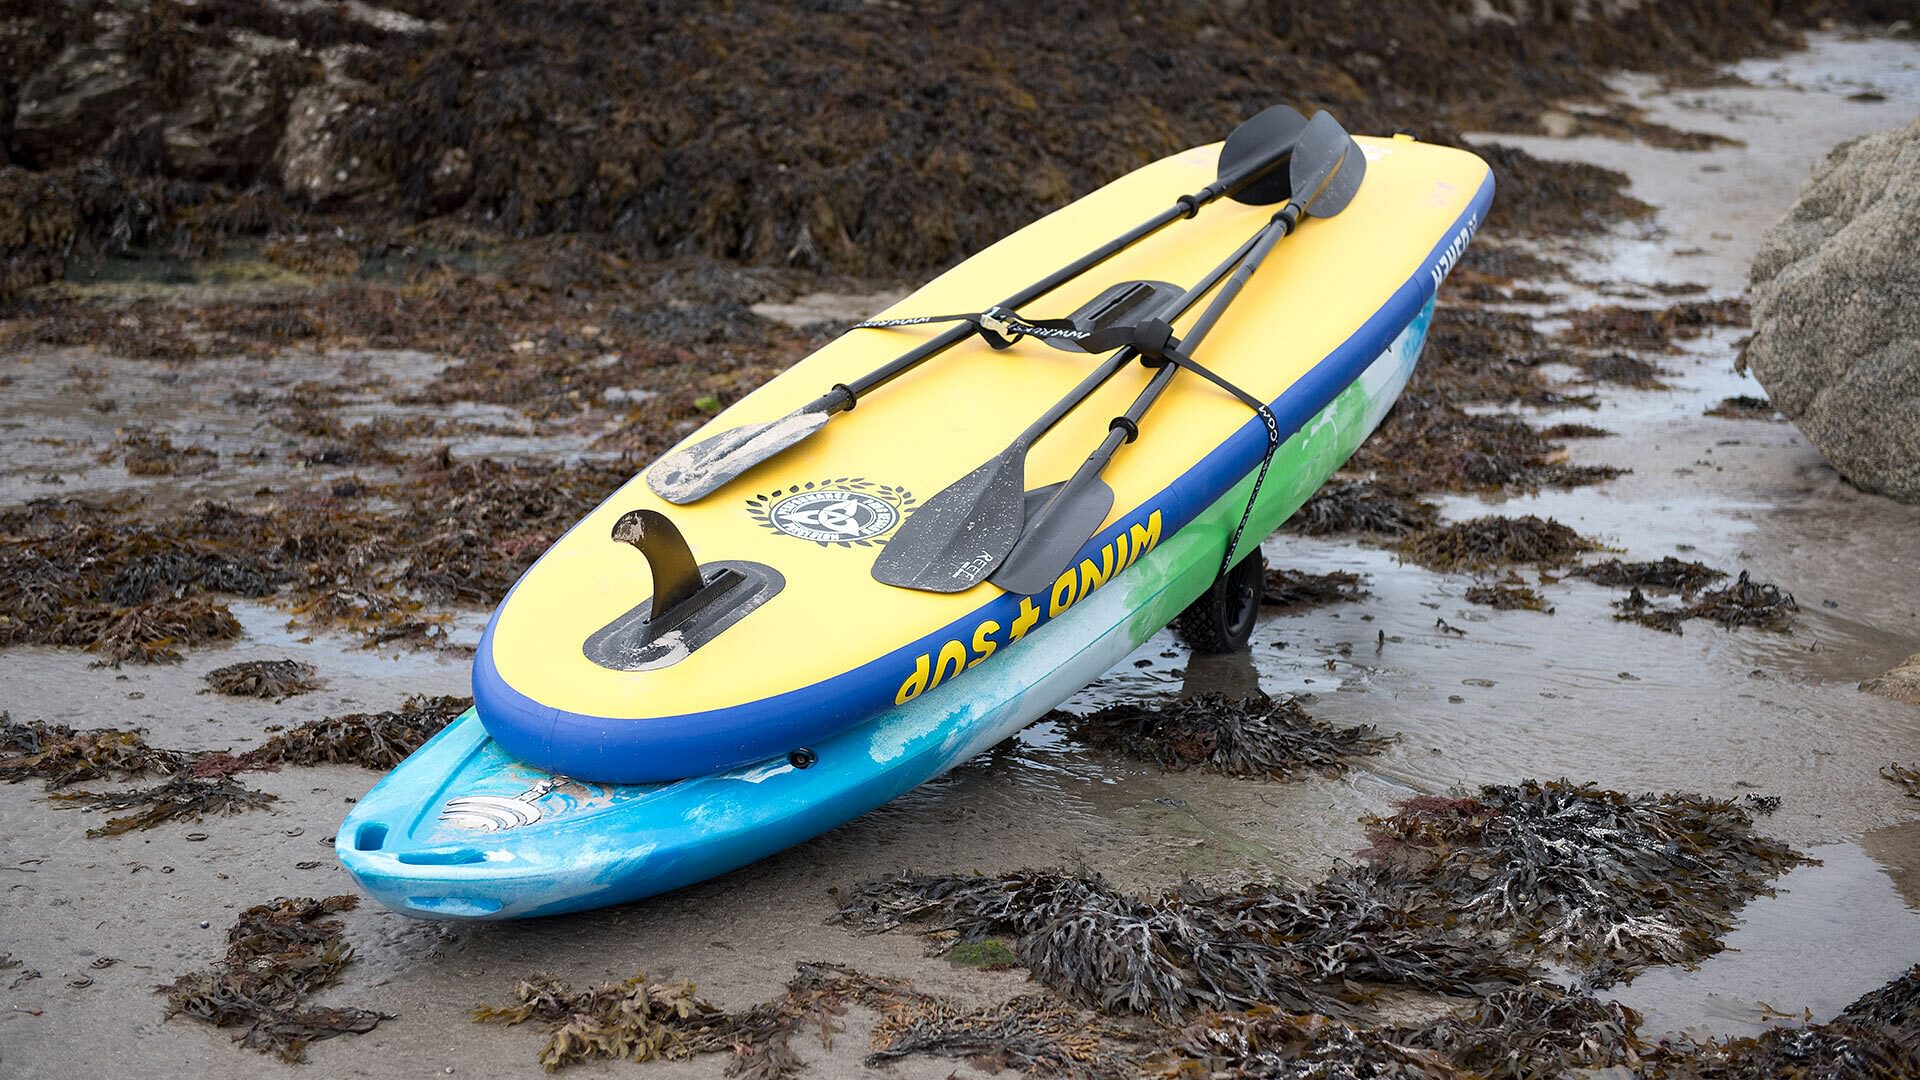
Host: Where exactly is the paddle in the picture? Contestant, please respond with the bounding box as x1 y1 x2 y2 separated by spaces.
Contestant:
987 111 1368 597
870 231 1265 592
644 105 1311 505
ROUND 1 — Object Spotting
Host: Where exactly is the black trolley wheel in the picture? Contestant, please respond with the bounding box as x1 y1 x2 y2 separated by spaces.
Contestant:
1173 547 1264 654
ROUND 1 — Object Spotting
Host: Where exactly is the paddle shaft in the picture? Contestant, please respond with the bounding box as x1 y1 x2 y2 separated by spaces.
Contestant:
1023 209 1297 536
1000 228 1265 455
804 144 1301 416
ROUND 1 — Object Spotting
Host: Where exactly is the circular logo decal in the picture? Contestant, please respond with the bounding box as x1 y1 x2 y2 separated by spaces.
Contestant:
747 479 917 548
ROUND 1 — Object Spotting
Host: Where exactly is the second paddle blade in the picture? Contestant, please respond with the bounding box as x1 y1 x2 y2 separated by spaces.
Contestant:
871 448 1030 592
646 407 831 504
988 478 1116 596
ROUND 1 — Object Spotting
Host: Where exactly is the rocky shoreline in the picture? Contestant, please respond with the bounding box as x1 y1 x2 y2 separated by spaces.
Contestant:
3 6 1918 1078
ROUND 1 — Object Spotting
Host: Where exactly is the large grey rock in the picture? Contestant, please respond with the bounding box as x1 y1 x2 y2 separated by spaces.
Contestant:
1746 117 1920 502
274 45 390 205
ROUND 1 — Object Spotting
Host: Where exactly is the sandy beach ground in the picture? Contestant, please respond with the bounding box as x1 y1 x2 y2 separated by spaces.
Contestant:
3 30 1919 1080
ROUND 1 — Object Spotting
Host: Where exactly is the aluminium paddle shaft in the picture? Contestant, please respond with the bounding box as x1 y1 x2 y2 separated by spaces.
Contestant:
646 105 1310 504
988 110 1368 596
986 220 1288 595
997 232 1266 457
867 230 1267 592
805 128 1308 417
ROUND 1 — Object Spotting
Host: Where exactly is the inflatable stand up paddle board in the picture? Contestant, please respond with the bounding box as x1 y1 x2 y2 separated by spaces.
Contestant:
338 107 1491 919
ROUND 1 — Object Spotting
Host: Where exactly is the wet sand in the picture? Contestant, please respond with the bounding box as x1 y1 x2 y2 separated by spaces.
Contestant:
4 31 1920 1078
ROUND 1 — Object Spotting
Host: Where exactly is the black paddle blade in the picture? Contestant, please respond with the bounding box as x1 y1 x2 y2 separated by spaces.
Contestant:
1221 104 1309 206
989 477 1117 596
646 407 831 504
871 446 1031 592
1289 111 1368 219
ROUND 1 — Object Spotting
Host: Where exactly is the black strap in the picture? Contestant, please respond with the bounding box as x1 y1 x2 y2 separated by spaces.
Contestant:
1139 338 1284 579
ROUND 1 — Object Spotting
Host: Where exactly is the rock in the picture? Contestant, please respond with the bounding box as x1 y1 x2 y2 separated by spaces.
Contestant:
11 22 144 168
1745 118 1920 502
274 45 390 205
161 31 311 181
1862 654 1920 706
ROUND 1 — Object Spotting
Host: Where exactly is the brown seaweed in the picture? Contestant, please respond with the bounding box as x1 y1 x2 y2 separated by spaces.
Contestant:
1166 1007 1462 1079
51 775 278 836
247 694 470 769
202 659 321 700
1283 479 1440 537
1403 983 1643 1078
1465 584 1551 612
1557 298 1750 352
1359 780 1811 981
1576 351 1673 389
867 993 1123 1078
1398 516 1602 573
1705 395 1780 420
471 960 1112 1077
0 454 629 658
1882 763 1920 801
159 895 388 1063
1614 571 1797 634
1261 568 1371 613
1571 557 1727 593
1540 422 1612 439
1643 963 1920 1079
0 717 192 788
1352 403 1624 496
1058 693 1392 781
108 427 219 477
834 868 1534 1023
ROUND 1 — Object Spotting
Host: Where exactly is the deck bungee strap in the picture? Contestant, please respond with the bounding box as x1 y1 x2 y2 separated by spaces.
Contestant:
849 307 1087 352
848 278 1189 356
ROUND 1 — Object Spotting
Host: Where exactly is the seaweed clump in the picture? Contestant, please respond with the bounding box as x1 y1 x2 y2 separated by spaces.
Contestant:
1405 983 1643 1078
1359 780 1811 982
1575 351 1672 389
159 896 388 1063
1261 568 1370 613
1059 693 1391 781
1643 963 1920 1079
1167 1007 1461 1078
109 427 219 477
1465 583 1551 612
0 453 628 659
1167 983 1644 1079
0 716 191 788
52 775 277 837
1883 763 1920 801
1398 516 1601 573
247 694 470 769
1283 478 1439 537
1351 404 1625 495
1571 557 1726 593
472 971 736 1072
834 868 1533 1023
473 960 1122 1077
202 659 321 700
1705 395 1780 420
1614 571 1797 634
1 714 279 834
1557 299 1749 352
